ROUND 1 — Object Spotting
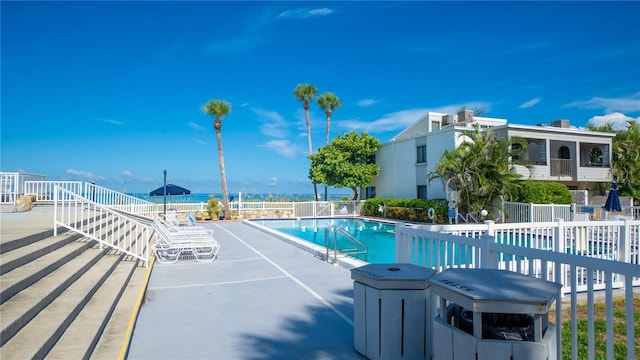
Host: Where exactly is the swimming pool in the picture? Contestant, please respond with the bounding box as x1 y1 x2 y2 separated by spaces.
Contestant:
250 218 396 264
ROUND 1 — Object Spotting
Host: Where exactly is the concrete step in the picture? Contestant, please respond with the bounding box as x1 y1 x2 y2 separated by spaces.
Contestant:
0 208 152 360
0 242 107 345
46 258 141 359
0 251 121 359
0 231 82 275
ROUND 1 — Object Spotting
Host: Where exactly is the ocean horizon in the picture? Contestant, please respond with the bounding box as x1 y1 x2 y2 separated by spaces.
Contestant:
129 192 353 203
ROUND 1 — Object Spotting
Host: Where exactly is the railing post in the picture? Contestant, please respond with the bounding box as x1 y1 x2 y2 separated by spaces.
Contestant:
53 185 58 236
618 217 630 287
480 234 497 269
484 220 495 237
529 203 534 223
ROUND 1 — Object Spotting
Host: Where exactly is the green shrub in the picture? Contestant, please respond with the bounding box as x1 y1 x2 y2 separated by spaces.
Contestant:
207 197 221 218
363 198 448 223
515 181 573 204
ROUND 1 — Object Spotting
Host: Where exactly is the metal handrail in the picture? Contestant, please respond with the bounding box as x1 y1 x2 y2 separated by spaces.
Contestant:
325 225 368 263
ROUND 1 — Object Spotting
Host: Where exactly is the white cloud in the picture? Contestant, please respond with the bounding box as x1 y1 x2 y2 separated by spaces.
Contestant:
261 140 299 157
357 99 377 107
99 118 124 126
254 108 289 138
337 102 493 134
66 169 105 181
587 112 640 131
120 170 155 183
564 93 640 113
191 138 208 146
519 98 541 108
189 121 206 131
268 177 278 187
337 108 431 133
279 7 334 19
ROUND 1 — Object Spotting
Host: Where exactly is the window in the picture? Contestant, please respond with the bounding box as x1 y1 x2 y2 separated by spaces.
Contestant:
431 121 440 132
366 186 376 199
416 145 426 163
367 154 376 164
417 185 427 199
558 146 570 159
589 148 603 165
512 143 523 161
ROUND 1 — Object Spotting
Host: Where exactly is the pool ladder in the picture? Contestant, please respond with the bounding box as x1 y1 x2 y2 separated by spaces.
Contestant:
325 225 368 263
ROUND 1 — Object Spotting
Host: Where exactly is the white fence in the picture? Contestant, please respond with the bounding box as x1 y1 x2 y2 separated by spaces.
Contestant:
503 201 640 223
24 180 83 201
84 183 158 218
395 220 640 360
0 172 46 204
53 186 152 267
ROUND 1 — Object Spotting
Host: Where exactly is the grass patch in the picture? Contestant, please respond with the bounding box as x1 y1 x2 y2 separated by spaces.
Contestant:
551 295 640 359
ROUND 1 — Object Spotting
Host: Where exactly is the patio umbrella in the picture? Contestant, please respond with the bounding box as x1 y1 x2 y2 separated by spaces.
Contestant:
149 184 191 196
602 182 621 212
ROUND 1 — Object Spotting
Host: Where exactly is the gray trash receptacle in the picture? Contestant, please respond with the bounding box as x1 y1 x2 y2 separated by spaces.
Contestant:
429 268 562 360
351 263 436 360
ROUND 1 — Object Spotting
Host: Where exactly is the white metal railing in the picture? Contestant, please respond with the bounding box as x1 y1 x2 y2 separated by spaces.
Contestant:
551 158 573 177
53 186 152 267
0 172 46 204
504 202 640 222
85 183 157 218
395 223 640 360
24 180 83 201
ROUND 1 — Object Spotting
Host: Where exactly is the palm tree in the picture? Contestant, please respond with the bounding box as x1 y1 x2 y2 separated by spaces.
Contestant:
202 99 231 219
293 83 318 199
429 124 522 219
316 92 342 200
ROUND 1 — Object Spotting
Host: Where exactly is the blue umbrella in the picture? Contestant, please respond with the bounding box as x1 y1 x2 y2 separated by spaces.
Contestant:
602 182 621 212
149 184 191 196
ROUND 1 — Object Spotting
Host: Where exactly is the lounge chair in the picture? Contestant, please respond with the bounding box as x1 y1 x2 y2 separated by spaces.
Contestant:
152 217 220 263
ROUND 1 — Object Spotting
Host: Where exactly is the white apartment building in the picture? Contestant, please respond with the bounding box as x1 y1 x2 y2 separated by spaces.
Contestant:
365 110 615 200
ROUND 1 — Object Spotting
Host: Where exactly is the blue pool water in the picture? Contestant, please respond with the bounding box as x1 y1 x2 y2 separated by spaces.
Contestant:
251 218 396 264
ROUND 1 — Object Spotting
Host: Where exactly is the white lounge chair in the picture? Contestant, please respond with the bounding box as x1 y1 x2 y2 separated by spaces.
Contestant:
152 217 219 263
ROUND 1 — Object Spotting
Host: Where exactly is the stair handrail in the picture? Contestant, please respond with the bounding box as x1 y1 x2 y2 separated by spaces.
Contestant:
84 182 158 218
54 185 152 267
325 225 368 263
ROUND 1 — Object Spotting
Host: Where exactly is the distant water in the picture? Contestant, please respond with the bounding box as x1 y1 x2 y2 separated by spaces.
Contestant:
129 193 352 203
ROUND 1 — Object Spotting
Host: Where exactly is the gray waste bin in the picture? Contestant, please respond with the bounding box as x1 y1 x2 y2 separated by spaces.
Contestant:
351 263 436 360
429 268 562 360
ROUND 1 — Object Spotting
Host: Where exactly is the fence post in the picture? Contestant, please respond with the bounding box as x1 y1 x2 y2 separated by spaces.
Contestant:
53 185 58 236
554 218 568 296
484 220 495 237
480 234 497 269
529 203 534 223
618 217 630 287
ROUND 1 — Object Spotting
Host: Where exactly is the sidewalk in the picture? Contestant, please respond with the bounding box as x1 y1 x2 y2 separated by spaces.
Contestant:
127 221 363 359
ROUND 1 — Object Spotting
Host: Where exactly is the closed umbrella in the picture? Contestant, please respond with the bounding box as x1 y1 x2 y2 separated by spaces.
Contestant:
602 182 621 216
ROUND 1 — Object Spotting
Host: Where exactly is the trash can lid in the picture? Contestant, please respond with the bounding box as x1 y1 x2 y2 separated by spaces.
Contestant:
429 269 562 313
351 263 437 290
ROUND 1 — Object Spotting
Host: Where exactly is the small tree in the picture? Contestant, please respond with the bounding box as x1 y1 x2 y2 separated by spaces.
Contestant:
309 131 380 200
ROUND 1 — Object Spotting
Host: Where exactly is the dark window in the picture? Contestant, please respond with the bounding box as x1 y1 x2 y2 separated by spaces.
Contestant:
366 186 376 199
590 148 603 164
367 154 376 164
558 146 570 159
417 185 427 199
417 145 426 163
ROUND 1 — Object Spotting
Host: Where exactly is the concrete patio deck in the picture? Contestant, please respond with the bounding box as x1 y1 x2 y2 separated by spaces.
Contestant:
127 221 364 359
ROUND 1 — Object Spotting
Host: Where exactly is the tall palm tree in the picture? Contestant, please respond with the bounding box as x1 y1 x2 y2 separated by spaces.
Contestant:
293 83 318 199
202 99 231 218
316 92 342 200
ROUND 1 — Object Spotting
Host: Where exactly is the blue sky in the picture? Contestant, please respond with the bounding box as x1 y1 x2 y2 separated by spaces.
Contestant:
2 1 639 196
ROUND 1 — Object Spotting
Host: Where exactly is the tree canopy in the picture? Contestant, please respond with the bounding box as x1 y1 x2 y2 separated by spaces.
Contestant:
588 120 640 201
429 124 524 218
309 131 380 200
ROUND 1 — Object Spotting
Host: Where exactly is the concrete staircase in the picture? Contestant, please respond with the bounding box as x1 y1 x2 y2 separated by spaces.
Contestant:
0 217 151 359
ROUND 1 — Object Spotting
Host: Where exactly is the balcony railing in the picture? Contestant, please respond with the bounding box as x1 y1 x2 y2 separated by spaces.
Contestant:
551 158 572 177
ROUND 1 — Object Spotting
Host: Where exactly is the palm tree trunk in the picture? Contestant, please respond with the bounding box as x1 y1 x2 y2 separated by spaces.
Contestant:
215 127 230 218
324 110 331 201
304 102 318 200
